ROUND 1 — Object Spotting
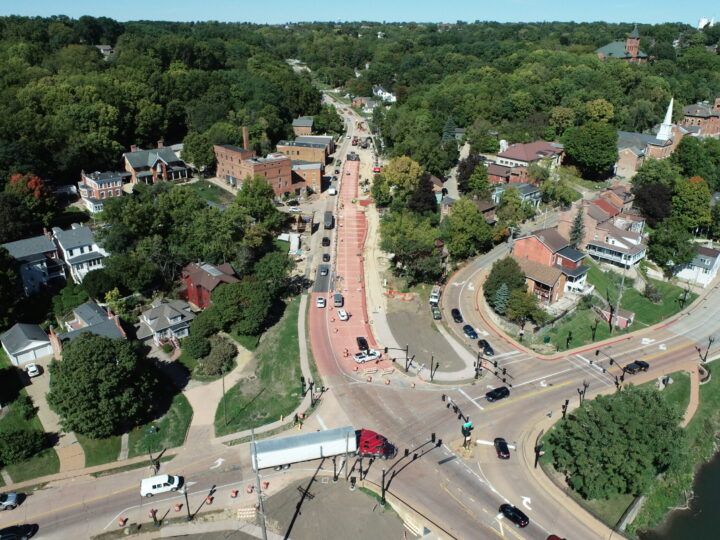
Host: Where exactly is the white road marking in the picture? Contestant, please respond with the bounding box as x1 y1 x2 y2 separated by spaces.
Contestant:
459 388 484 410
521 496 532 510
316 414 328 430
576 354 609 374
475 440 495 446
209 458 225 469
510 368 574 389
567 356 613 387
493 350 520 359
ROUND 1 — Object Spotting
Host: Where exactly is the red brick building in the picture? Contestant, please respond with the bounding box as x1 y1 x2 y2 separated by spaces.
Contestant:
292 116 314 136
276 140 328 163
487 163 527 185
181 262 239 310
240 153 303 197
214 144 256 185
681 98 720 136
122 142 190 185
78 170 130 214
596 25 649 63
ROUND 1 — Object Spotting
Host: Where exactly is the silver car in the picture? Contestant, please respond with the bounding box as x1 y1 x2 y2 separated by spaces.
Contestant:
353 349 382 363
0 493 19 511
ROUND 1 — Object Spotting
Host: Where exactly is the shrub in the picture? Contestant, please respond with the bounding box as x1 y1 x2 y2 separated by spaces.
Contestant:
183 335 211 360
0 429 47 465
199 336 236 376
161 343 173 354
14 394 36 420
643 283 662 304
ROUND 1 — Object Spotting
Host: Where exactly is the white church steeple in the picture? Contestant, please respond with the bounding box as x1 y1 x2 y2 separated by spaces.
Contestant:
657 98 674 141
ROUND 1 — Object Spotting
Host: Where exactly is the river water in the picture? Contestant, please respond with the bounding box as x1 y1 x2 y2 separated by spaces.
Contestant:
640 450 720 540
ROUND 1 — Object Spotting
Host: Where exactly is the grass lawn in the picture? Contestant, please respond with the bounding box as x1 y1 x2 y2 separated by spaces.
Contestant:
638 371 691 414
215 298 303 436
586 259 623 305
621 279 696 328
186 180 235 205
228 333 260 351
4 447 60 483
76 433 121 467
128 393 193 458
539 307 620 351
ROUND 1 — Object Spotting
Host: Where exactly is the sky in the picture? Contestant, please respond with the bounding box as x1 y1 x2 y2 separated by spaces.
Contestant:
0 0 715 26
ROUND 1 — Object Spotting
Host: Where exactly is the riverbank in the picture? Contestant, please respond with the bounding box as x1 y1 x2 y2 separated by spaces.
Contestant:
629 367 720 536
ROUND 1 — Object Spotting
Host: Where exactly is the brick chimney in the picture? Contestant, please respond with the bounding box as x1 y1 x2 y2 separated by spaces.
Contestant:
130 144 138 153
107 310 128 339
243 126 250 150
157 140 164 149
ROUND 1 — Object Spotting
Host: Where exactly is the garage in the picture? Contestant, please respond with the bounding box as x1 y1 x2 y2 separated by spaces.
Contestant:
0 323 53 366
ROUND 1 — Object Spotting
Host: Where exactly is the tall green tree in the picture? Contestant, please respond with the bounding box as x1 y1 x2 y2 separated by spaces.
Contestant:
506 290 547 326
631 158 681 189
467 164 491 198
0 192 36 244
671 176 712 230
0 247 19 328
407 173 438 214
633 183 673 228
493 283 510 315
47 335 156 438
569 205 585 249
496 186 534 228
648 216 696 275
442 198 492 259
211 280 273 336
483 257 526 307
382 156 423 202
562 122 618 179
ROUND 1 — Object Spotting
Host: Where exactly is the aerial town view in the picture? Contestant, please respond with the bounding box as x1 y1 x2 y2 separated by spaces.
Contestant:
1 1 720 539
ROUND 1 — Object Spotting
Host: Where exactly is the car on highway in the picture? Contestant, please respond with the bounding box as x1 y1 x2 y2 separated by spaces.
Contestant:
478 339 494 356
499 504 529 527
322 253 331 262
451 308 463 323
337 309 349 321
353 349 381 363
140 474 184 497
0 493 19 511
546 536 567 540
322 237 331 247
356 337 369 351
316 297 326 308
485 386 510 402
431 306 442 320
462 324 478 340
624 360 650 374
25 363 41 377
494 437 510 459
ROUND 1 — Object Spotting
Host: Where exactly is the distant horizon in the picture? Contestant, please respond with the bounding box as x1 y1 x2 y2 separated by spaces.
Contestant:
0 0 715 27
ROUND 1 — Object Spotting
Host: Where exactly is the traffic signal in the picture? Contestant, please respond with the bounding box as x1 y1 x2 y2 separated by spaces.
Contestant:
436 438 442 447
441 394 446 402
493 360 498 368
502 367 507 375
609 358 614 365
595 350 599 356
431 433 436 443
404 448 409 457
384 347 389 353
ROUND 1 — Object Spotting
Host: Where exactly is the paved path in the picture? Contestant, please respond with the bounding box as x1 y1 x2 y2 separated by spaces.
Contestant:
117 433 129 461
680 363 701 428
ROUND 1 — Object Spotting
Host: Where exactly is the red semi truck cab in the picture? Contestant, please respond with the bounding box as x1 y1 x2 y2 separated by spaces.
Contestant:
356 429 397 459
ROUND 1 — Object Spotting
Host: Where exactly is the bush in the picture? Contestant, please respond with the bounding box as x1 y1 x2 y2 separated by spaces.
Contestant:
183 335 211 360
199 336 236 376
161 343 173 354
190 306 222 338
14 395 36 420
643 283 662 304
0 429 47 465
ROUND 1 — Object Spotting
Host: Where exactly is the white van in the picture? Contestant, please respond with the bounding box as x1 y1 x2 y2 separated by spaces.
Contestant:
328 187 337 196
140 474 184 497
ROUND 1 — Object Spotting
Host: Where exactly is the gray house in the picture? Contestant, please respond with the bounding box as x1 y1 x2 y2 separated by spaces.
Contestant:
2 234 66 295
137 298 195 346
492 182 542 207
52 224 108 284
1 323 53 365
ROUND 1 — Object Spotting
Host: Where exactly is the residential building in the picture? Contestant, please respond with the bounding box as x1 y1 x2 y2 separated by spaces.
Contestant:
674 245 720 287
475 200 497 224
599 185 634 212
52 224 108 284
491 182 542 207
1 324 53 365
596 25 649 63
276 140 327 163
372 85 397 103
291 160 324 192
557 202 647 268
487 163 526 185
496 141 564 169
511 255 566 305
440 196 457 219
295 135 335 156
214 144 256 186
122 141 190 185
78 170 130 214
428 175 444 201
48 302 126 357
95 45 113 58
292 116 314 136
136 298 195 346
680 99 720 137
2 234 65 295
513 228 590 295
181 262 239 310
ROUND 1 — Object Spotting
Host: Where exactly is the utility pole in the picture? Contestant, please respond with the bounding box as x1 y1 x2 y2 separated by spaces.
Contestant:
611 269 626 336
251 430 269 540
222 364 227 427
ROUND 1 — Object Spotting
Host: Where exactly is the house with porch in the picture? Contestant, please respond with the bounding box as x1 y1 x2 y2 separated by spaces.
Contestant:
78 170 130 213
674 245 720 287
52 224 108 284
181 262 239 310
137 298 195 346
48 302 127 356
511 255 566 306
2 234 66 295
680 98 720 137
122 142 191 185
491 182 542 207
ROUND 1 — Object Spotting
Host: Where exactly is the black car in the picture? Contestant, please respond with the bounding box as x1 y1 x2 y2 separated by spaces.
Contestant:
322 237 331 247
0 524 38 540
635 360 650 371
462 324 478 340
478 339 494 356
499 504 529 528
624 361 650 374
494 437 510 459
485 386 510 402
356 337 369 351
431 306 442 320
322 253 331 262
451 308 463 323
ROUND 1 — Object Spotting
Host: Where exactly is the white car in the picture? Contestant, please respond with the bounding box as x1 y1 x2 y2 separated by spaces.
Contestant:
289 207 302 213
337 309 349 321
353 349 382 363
25 363 41 377
316 297 326 308
319 266 329 276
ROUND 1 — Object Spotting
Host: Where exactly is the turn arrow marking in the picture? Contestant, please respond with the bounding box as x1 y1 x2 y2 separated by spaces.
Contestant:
210 458 225 469
521 496 532 510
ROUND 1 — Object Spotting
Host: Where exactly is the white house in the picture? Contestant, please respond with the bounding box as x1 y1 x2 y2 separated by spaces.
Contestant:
372 85 397 103
675 246 720 287
1 323 53 365
136 298 195 346
52 224 108 284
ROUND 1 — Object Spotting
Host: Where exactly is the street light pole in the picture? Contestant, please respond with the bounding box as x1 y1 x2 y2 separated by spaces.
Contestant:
183 484 192 522
222 365 227 427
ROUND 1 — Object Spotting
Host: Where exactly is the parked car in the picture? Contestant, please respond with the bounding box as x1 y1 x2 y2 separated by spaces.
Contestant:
0 493 19 511
485 387 510 402
451 308 463 323
25 363 41 378
478 340 494 356
334 168 340 174
316 297 326 308
494 437 510 459
625 361 649 375
288 207 302 213
140 475 184 497
431 306 442 320
322 253 331 262
322 237 331 247
0 524 38 540
319 266 329 276
356 337 369 351
462 325 478 340
331 175 337 182
353 349 382 363
499 504 529 528
337 309 349 321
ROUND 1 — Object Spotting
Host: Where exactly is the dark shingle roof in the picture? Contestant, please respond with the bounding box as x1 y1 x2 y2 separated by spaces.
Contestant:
123 147 186 171
292 116 314 127
532 228 568 253
59 319 124 341
0 323 50 355
2 235 56 260
52 225 95 250
556 246 585 262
